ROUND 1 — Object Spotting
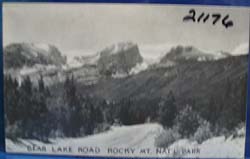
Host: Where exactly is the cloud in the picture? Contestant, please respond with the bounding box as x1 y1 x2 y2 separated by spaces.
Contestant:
231 43 249 55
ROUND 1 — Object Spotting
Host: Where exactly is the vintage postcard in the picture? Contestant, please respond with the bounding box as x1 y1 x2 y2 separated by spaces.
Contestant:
3 3 249 158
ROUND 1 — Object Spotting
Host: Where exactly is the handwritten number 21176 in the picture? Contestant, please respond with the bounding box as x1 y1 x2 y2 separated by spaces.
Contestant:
183 9 233 29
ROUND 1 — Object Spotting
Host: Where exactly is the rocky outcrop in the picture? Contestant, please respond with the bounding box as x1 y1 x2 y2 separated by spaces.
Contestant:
4 43 66 69
97 42 143 76
160 46 229 64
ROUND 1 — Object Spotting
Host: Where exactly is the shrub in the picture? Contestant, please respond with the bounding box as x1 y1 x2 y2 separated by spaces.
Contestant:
6 122 22 141
193 120 213 144
93 123 111 134
155 126 180 147
234 123 245 137
230 123 245 139
49 129 65 138
175 105 200 137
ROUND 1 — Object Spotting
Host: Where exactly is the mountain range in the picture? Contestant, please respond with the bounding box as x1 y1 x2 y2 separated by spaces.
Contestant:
3 42 248 105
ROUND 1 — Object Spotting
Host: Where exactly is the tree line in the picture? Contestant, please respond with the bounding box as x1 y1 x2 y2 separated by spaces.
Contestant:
4 74 246 142
4 75 104 141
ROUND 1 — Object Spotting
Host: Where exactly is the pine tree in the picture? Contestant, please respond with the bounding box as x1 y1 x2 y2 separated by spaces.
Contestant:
38 75 45 92
63 75 83 137
206 96 221 126
4 75 19 125
82 97 95 135
35 75 49 140
159 91 177 128
176 105 200 137
18 76 33 138
240 74 247 121
219 78 241 131
21 76 32 95
118 98 132 125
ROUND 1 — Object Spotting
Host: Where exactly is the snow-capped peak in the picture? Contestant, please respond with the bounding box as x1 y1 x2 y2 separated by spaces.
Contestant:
22 43 53 57
32 43 51 52
231 43 249 56
66 53 100 68
100 41 136 56
129 62 148 75
160 45 230 63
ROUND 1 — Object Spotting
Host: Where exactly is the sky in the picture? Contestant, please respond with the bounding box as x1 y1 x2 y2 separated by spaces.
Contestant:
3 3 250 59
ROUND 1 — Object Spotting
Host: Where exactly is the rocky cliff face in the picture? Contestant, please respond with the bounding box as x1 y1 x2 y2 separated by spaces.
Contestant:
160 46 229 64
4 43 66 69
3 43 68 85
97 42 143 76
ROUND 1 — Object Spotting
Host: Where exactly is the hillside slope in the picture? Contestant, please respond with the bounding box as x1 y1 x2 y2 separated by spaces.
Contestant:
81 55 247 105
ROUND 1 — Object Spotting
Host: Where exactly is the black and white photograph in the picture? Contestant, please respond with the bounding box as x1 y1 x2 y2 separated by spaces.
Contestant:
3 3 250 158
